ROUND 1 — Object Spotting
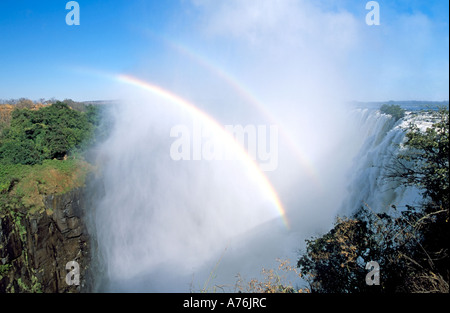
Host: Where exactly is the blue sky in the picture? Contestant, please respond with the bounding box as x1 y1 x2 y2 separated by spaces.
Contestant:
0 0 448 102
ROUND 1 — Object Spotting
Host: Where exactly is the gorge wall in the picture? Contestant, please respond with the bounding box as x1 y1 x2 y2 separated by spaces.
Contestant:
0 187 92 293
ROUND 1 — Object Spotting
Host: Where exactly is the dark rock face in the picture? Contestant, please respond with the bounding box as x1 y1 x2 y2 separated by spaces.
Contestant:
0 188 92 293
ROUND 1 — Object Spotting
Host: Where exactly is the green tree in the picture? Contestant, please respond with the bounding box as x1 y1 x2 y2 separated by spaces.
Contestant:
0 101 97 164
388 107 449 291
380 104 405 121
393 107 449 209
0 140 41 165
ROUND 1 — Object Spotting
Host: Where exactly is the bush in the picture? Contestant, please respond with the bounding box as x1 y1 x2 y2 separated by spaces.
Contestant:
0 140 41 165
380 104 405 121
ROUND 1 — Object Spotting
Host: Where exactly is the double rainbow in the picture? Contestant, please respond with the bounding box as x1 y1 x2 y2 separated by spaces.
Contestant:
116 74 290 229
162 38 321 188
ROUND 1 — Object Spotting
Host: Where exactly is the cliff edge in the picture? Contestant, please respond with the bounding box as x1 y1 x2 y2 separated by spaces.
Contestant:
0 187 92 292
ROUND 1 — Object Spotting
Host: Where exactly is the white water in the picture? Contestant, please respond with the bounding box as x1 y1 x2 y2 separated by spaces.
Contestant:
339 109 428 217
90 104 427 292
91 96 293 292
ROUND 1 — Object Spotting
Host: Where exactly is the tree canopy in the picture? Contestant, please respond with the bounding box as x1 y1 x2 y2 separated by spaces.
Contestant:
0 101 98 165
380 104 405 121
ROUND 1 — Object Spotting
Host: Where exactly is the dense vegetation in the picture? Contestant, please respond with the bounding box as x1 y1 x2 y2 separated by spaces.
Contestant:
0 101 99 165
0 100 101 213
297 107 449 293
380 103 405 121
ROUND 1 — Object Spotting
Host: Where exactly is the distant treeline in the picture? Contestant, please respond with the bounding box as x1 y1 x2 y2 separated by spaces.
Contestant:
350 100 449 111
0 98 115 112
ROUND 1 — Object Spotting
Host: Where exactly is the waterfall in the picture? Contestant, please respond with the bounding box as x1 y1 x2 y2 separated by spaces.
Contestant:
90 98 289 292
89 100 430 292
339 108 424 216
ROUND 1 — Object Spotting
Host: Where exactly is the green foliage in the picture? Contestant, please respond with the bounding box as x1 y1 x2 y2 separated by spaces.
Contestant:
397 108 449 208
0 163 28 194
0 140 41 165
0 264 12 279
0 158 92 214
0 101 100 214
86 105 101 126
380 104 405 121
0 101 98 165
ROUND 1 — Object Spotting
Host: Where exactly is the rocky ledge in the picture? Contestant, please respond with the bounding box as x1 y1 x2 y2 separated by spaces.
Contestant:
0 187 92 293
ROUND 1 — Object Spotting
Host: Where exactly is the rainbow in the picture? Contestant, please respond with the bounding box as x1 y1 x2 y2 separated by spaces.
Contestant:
68 33 322 188
116 74 290 229
161 39 321 188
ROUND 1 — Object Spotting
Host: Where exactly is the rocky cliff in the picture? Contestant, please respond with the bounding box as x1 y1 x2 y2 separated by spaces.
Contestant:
0 187 92 293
